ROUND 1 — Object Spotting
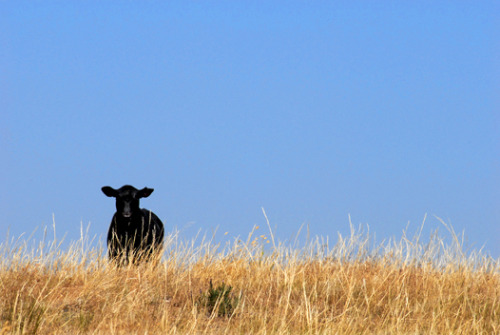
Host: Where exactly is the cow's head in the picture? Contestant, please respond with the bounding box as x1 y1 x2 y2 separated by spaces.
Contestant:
102 185 154 218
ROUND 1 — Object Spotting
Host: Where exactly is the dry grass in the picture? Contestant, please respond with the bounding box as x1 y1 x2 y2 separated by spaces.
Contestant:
0 217 499 334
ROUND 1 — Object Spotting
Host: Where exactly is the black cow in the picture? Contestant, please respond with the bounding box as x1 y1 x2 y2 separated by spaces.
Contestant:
102 185 164 265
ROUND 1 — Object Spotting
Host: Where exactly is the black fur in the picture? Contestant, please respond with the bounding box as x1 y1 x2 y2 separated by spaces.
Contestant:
102 185 164 265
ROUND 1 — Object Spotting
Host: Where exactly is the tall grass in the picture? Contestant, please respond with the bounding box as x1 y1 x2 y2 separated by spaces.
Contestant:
0 217 498 334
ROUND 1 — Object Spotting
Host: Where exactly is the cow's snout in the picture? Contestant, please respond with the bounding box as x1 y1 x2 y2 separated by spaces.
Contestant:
121 203 133 218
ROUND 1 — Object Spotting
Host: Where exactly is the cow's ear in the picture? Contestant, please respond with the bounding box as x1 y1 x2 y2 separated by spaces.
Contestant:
137 187 154 198
102 186 118 197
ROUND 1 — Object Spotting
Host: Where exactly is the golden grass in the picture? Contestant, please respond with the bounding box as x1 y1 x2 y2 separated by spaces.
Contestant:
0 219 498 334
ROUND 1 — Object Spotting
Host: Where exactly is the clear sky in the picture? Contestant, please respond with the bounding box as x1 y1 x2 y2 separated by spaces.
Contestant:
2 2 499 257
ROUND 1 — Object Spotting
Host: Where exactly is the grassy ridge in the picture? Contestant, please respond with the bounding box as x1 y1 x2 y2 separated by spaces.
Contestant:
0 222 498 334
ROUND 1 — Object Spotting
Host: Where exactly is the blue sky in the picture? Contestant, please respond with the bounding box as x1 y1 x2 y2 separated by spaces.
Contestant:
2 2 499 257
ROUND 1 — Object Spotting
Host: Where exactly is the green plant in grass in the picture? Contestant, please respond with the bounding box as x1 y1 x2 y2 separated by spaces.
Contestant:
197 279 239 317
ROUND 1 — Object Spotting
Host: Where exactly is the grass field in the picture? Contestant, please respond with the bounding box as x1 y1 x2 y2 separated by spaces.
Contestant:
0 218 498 334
